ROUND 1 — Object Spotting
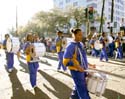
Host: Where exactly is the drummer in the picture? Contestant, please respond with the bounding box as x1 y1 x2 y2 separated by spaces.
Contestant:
24 33 39 88
115 32 123 59
99 32 108 62
3 34 14 72
55 31 67 71
63 28 95 99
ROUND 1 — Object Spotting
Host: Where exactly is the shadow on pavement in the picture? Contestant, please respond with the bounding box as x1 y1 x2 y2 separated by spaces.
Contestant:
103 88 125 99
57 71 71 78
38 70 72 99
110 58 125 63
43 68 71 78
8 68 28 99
39 60 52 66
34 87 50 99
107 61 125 67
43 56 58 61
19 60 29 73
8 68 50 99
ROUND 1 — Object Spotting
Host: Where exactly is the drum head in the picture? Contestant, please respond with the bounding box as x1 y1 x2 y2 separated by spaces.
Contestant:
6 38 12 52
34 43 46 57
94 40 101 50
11 37 20 53
108 36 113 43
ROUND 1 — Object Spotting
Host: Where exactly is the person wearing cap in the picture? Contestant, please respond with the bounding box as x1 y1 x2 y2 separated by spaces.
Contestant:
63 28 95 99
55 31 67 71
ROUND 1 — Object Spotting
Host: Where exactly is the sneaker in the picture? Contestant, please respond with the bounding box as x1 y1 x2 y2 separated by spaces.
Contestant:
57 69 61 72
8 68 13 73
33 85 37 89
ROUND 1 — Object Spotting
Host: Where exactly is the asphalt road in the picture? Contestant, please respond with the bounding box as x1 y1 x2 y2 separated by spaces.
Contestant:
0 50 125 99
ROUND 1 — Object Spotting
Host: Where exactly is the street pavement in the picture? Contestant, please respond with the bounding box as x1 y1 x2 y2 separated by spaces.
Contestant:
0 49 125 99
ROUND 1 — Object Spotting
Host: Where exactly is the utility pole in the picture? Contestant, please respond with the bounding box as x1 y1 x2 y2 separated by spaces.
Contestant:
16 5 18 36
99 0 105 33
110 0 114 33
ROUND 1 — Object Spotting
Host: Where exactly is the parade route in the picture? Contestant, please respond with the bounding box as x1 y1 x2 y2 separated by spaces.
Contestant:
0 50 125 99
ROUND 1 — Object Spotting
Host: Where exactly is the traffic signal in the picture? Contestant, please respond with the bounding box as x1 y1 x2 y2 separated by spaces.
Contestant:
88 7 94 20
107 22 110 29
114 22 117 28
84 8 88 19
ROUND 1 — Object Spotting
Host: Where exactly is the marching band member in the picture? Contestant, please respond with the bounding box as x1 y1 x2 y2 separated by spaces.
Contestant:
63 28 95 99
3 34 14 72
24 33 39 88
99 32 108 62
55 31 66 71
122 32 125 54
3 34 9 59
115 32 123 59
89 36 100 57
108 32 115 57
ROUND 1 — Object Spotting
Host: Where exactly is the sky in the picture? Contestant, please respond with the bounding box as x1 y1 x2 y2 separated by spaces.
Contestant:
0 0 53 40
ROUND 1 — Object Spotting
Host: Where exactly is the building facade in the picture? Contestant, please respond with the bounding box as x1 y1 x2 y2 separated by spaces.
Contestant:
53 0 125 33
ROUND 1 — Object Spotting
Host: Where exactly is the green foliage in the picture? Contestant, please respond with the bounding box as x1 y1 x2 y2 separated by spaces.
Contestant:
66 7 86 28
16 7 104 39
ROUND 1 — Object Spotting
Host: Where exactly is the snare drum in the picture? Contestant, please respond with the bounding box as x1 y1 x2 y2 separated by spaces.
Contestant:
94 40 101 50
107 36 113 44
87 72 108 96
33 43 46 57
6 37 20 53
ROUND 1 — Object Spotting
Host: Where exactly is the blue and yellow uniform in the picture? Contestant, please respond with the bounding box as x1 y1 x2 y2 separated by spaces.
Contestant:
55 36 66 71
99 36 108 61
108 36 115 57
63 41 90 99
3 38 14 72
3 39 8 59
89 39 100 57
24 42 39 87
115 36 123 59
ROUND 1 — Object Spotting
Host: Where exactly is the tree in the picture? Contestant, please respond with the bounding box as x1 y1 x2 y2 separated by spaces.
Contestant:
8 27 16 36
33 8 71 34
66 7 86 28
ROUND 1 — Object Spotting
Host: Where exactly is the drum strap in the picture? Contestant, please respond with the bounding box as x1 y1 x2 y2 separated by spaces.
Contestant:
77 47 88 69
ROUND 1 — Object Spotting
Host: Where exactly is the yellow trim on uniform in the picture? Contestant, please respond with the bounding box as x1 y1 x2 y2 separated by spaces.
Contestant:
26 55 31 62
115 42 119 48
56 46 61 53
63 46 80 71
90 44 94 48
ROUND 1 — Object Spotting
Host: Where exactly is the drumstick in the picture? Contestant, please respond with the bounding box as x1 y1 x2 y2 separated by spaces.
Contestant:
85 68 125 79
